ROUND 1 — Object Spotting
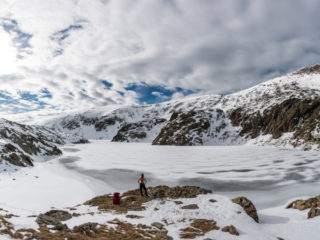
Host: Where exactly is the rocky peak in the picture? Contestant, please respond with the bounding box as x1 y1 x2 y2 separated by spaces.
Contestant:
294 64 320 75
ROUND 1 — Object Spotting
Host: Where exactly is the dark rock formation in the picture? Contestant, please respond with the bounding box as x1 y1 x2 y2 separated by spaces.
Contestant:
112 118 166 142
95 116 123 131
1 144 33 167
36 210 72 231
152 110 212 145
229 98 320 149
286 195 320 211
232 197 259 223
222 225 239 236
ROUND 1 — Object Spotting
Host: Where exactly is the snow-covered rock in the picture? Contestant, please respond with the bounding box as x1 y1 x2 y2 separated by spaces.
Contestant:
0 118 86 167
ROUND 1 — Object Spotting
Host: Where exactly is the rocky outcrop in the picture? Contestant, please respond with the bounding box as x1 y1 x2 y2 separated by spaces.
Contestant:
112 118 166 142
286 195 320 211
0 118 87 167
180 219 220 239
286 195 320 219
222 225 239 236
294 64 320 75
36 210 72 231
152 110 211 145
152 109 239 146
232 197 259 223
95 116 123 131
1 143 33 167
85 185 212 214
229 98 320 149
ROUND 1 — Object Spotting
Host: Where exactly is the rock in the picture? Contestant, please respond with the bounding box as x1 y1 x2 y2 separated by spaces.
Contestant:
52 222 70 231
222 225 239 236
174 201 183 205
85 185 211 214
209 199 217 203
229 97 320 148
126 215 143 219
112 118 166 142
181 204 199 210
152 110 213 145
151 222 164 230
232 197 259 223
36 210 72 229
73 222 98 234
180 219 219 239
286 196 320 211
152 189 166 198
308 207 320 219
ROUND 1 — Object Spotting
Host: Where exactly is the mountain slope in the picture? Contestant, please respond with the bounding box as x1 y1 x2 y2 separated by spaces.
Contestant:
39 64 320 150
0 118 86 168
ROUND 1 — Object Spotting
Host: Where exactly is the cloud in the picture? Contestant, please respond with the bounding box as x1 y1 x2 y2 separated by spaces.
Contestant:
0 0 319 122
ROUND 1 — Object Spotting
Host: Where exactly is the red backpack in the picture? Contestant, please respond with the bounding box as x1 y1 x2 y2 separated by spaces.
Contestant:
113 192 120 205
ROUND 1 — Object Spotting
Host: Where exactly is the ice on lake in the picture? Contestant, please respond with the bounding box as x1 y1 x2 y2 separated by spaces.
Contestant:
60 140 320 209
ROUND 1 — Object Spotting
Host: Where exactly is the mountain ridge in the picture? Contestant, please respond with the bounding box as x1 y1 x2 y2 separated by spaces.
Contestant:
13 64 320 150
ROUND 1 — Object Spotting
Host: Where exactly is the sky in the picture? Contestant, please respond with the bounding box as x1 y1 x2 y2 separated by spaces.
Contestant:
0 0 320 121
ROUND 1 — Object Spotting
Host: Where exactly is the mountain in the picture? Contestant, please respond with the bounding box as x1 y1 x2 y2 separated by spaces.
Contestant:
0 118 86 168
40 64 320 150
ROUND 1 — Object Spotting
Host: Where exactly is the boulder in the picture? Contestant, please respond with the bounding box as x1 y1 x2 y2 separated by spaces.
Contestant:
308 208 320 219
232 197 259 223
36 210 72 229
286 195 320 211
222 225 239 236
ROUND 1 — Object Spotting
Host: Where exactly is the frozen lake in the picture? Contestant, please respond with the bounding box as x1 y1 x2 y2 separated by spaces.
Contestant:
60 140 320 209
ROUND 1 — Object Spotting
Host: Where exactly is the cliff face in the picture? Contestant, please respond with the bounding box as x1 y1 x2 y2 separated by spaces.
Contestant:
39 64 320 150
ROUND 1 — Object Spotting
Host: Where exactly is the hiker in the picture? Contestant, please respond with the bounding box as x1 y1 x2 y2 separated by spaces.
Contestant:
138 173 149 197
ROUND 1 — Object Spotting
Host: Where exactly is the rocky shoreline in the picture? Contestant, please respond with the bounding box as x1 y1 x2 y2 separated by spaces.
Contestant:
0 185 317 239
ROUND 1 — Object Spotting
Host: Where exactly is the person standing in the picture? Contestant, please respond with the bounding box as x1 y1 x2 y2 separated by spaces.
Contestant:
138 173 149 197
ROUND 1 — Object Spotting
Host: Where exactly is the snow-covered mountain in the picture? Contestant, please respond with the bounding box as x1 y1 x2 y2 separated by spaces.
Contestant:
40 64 320 150
0 118 86 168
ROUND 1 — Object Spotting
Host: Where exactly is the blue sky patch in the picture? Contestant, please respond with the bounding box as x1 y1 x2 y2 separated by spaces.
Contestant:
1 18 33 58
125 83 197 104
50 22 85 56
0 90 52 114
51 24 84 44
101 80 113 89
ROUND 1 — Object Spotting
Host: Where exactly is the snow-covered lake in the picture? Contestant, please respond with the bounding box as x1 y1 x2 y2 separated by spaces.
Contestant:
0 140 319 214
59 140 320 209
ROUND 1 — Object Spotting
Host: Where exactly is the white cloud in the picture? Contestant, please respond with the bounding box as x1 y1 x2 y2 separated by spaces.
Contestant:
0 0 319 121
